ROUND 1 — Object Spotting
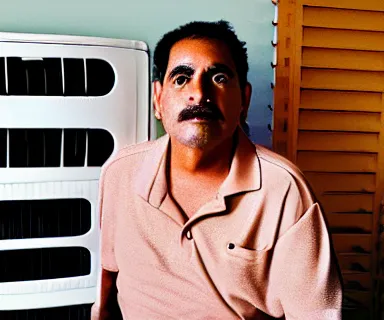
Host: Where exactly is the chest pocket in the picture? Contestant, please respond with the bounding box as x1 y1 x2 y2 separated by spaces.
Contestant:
225 242 268 264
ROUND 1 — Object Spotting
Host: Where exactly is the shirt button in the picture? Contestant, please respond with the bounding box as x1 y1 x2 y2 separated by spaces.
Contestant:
186 230 193 240
228 243 235 250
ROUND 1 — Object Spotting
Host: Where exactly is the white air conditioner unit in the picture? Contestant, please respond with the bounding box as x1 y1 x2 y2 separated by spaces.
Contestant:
0 32 150 315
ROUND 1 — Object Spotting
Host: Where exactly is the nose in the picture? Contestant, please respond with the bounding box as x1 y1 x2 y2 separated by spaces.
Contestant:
188 74 210 104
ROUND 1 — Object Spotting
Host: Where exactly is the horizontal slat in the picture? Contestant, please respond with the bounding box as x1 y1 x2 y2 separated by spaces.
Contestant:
297 132 379 152
344 290 371 308
303 27 384 51
297 152 377 173
303 6 384 32
320 194 373 213
301 69 384 92
299 110 381 132
332 234 372 253
327 213 372 233
343 273 372 290
302 48 384 71
305 172 375 193
300 90 383 112
337 254 371 272
302 0 384 12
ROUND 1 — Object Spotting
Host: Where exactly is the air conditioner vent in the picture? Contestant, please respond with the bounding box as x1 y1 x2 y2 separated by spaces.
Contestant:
0 129 6 167
0 304 92 320
1 57 115 96
0 199 91 240
0 58 5 95
0 32 149 311
0 247 90 282
1 128 114 168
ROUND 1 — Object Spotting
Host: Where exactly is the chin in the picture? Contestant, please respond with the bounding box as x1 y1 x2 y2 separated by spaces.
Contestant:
169 123 227 149
177 134 210 149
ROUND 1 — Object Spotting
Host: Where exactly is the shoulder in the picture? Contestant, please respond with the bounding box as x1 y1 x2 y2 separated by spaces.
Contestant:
255 144 315 208
100 135 167 180
255 145 304 180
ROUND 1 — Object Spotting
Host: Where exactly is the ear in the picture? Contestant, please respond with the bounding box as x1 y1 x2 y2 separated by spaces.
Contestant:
153 80 163 120
241 82 252 121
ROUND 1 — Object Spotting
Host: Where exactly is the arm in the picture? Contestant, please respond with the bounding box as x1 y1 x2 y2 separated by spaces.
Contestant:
91 166 122 320
91 269 121 320
270 203 343 320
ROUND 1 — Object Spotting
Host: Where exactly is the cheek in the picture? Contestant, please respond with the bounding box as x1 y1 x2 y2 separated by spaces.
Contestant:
219 93 243 118
160 92 183 122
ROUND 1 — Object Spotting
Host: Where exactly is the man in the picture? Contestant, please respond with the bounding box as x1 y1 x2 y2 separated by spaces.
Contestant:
91 20 342 319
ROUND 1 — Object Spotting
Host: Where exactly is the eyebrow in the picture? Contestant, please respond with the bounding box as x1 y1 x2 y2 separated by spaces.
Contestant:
167 63 235 81
207 64 235 78
168 65 195 81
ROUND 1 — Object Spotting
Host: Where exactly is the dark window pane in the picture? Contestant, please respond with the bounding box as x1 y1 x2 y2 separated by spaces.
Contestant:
1 57 115 97
86 59 115 96
7 128 112 168
0 199 91 240
0 129 6 167
63 59 85 96
87 129 114 166
44 58 63 96
9 129 28 167
0 304 92 320
43 129 62 167
24 59 46 95
24 129 45 167
7 57 27 95
8 129 61 167
0 58 6 95
64 129 86 167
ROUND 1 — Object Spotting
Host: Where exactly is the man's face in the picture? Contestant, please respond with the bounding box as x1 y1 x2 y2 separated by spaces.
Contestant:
154 38 251 149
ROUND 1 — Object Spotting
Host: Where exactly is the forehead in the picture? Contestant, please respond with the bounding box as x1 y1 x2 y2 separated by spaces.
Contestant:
166 38 236 73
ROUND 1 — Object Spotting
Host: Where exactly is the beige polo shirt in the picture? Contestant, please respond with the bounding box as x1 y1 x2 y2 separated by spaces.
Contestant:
93 128 342 319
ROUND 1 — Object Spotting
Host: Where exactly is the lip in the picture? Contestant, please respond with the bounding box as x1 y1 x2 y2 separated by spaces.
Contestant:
188 117 214 123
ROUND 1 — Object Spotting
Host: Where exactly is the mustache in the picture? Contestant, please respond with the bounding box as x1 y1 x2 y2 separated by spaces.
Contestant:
178 103 224 122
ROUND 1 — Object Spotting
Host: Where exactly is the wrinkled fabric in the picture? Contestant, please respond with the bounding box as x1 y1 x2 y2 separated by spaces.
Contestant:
92 129 342 320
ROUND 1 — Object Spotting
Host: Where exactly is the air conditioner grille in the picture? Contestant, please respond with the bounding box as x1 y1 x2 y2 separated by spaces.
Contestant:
0 58 6 95
0 247 91 282
0 128 114 168
1 57 115 96
0 199 91 240
0 129 6 167
0 304 92 320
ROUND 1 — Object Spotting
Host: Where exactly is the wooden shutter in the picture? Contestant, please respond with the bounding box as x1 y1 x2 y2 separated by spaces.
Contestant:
274 1 384 318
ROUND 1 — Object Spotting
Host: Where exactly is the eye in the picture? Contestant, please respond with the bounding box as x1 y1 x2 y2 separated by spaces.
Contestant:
174 75 189 87
213 73 228 84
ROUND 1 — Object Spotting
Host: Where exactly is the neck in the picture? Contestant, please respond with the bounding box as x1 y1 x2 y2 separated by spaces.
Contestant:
168 133 237 177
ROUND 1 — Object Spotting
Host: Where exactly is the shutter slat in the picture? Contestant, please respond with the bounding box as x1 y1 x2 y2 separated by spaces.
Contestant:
319 193 374 213
298 132 379 152
303 6 384 31
303 27 384 51
302 48 384 71
297 152 377 172
305 172 375 193
299 110 381 132
300 90 382 112
301 68 384 92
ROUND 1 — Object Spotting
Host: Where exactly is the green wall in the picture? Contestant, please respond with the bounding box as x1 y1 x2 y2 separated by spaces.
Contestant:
1 0 275 146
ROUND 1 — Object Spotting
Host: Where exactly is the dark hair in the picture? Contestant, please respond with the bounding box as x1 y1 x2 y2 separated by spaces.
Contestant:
153 20 249 91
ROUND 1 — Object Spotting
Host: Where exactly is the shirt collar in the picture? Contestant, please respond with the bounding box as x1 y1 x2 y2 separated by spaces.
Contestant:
218 128 261 197
135 127 261 207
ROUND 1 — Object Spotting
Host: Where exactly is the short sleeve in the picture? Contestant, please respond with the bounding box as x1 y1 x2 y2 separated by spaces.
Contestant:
269 203 342 319
98 166 119 272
